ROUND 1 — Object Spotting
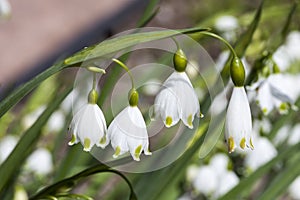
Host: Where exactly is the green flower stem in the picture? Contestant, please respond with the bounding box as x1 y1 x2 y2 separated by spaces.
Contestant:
200 31 237 57
0 86 73 197
112 58 135 89
30 158 136 200
55 193 93 200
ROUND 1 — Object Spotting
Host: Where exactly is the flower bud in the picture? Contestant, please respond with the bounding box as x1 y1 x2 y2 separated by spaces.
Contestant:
174 49 187 72
128 88 139 107
88 89 98 104
230 57 245 87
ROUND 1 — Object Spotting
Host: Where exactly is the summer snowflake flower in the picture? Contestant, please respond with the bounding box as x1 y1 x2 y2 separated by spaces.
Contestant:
68 89 107 152
248 74 298 115
225 87 253 153
106 90 151 161
155 71 201 129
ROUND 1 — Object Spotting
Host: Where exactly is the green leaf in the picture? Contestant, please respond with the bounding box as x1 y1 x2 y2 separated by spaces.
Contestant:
234 0 263 57
0 27 208 119
137 0 160 28
268 1 298 52
0 62 65 118
29 164 136 200
218 143 300 200
0 87 72 196
63 27 209 66
257 154 300 200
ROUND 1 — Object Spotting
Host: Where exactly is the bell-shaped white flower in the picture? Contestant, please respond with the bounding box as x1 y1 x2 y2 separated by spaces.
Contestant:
213 171 239 199
25 148 53 175
68 89 107 152
155 71 201 129
225 87 253 153
0 0 11 19
248 73 299 115
192 166 218 196
106 105 151 161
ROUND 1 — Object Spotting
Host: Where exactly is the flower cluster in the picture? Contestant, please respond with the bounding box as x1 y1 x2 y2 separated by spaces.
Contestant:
68 52 201 161
185 153 239 199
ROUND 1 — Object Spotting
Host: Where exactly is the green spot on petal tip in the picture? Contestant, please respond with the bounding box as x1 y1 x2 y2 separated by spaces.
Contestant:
240 137 246 149
68 134 76 145
100 136 106 144
83 138 91 151
166 116 172 127
113 146 121 158
134 145 142 160
187 114 193 127
228 137 235 153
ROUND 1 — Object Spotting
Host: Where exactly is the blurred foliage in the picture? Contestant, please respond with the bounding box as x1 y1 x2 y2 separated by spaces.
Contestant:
1 0 300 200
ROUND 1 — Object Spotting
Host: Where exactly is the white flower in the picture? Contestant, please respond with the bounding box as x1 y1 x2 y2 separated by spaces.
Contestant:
186 165 200 182
68 103 107 152
0 135 18 163
214 171 239 198
210 153 229 177
289 176 300 199
273 31 300 71
154 71 201 129
225 87 253 153
192 166 218 196
106 106 151 161
215 15 238 41
244 137 277 171
47 110 65 132
248 74 298 115
26 148 53 175
288 124 300 145
177 193 192 200
215 15 238 32
273 125 290 146
0 0 11 19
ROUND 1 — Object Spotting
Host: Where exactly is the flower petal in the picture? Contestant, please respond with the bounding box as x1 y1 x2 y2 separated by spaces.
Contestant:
225 87 252 152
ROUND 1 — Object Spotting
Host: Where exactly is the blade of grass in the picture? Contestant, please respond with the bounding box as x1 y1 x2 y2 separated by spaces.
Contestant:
0 27 209 119
0 87 72 196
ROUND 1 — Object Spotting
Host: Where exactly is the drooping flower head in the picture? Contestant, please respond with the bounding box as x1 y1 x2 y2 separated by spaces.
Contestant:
68 69 107 152
155 48 201 129
249 74 299 115
225 57 253 153
106 59 151 161
247 56 299 115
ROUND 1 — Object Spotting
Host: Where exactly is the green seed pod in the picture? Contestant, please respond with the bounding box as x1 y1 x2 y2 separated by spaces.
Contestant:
88 89 98 104
174 49 187 72
128 88 139 107
230 57 245 87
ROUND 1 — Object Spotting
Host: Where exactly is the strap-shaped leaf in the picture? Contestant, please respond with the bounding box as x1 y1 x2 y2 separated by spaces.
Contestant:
0 27 208 119
0 87 72 196
29 161 136 200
